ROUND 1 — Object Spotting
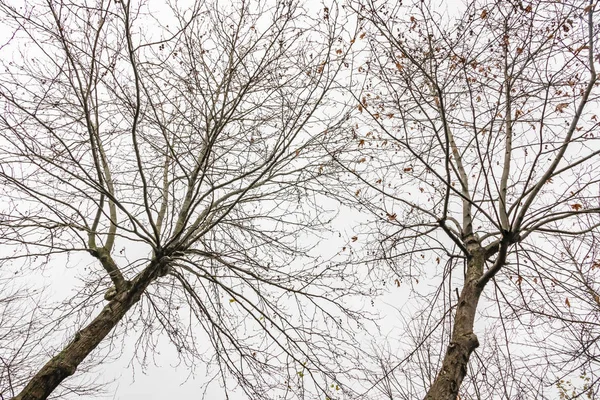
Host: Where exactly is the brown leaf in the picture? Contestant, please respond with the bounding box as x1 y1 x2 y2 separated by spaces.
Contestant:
403 167 412 172
317 62 326 74
351 236 358 242
556 103 569 113
565 297 571 308
358 139 365 147
387 213 397 221
359 32 366 39
571 203 583 211
358 104 363 113
394 279 401 287
480 9 488 19
358 157 366 163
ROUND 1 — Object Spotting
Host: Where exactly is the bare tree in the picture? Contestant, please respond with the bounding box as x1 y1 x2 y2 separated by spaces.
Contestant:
0 1 361 399
334 0 600 398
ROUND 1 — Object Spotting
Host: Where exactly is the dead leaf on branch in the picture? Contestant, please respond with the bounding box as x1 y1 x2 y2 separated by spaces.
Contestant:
556 103 569 113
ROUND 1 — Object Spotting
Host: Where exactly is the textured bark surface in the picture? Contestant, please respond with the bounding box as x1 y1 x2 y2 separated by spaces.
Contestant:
424 248 485 400
12 269 156 400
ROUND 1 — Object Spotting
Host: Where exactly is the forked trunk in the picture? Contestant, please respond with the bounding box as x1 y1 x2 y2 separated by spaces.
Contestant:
424 249 485 400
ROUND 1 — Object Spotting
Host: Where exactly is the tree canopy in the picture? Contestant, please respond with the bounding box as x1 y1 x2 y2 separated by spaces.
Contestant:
0 0 599 399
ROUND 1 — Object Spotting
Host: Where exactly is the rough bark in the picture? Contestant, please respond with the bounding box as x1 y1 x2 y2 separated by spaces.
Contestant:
11 260 163 400
424 246 485 400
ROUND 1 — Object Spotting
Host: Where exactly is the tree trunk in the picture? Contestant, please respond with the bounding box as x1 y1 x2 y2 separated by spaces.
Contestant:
424 248 485 400
12 271 155 400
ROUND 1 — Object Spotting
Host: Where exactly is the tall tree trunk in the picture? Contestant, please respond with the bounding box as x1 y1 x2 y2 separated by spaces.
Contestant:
12 267 158 400
424 248 485 400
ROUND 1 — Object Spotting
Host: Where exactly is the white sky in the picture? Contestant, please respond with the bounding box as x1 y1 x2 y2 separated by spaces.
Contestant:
1 0 598 399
